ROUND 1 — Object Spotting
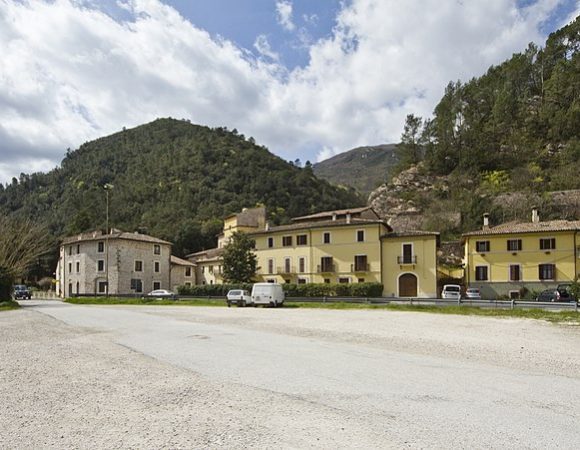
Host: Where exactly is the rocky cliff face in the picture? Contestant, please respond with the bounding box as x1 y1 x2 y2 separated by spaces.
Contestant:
368 164 459 230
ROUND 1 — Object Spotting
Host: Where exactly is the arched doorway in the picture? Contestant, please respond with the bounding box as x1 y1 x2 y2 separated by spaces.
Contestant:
399 273 418 297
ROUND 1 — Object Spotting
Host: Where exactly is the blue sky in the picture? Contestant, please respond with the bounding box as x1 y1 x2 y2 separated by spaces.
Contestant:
0 0 578 184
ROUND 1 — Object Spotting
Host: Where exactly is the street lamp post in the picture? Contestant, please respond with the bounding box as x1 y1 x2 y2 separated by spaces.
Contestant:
104 184 114 297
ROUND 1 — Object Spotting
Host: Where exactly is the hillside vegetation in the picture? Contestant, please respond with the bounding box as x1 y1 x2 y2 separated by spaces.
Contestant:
0 119 361 257
371 17 580 236
313 144 399 195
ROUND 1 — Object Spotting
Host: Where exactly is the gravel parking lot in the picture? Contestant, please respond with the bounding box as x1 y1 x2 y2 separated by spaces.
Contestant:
1 301 580 448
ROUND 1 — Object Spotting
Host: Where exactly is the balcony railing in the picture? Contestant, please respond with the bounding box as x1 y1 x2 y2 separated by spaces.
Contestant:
277 266 295 274
397 255 417 264
350 263 370 272
317 264 336 273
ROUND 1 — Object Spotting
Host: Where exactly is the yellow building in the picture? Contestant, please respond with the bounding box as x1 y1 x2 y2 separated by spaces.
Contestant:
462 209 580 299
250 207 439 298
381 231 439 298
251 207 388 285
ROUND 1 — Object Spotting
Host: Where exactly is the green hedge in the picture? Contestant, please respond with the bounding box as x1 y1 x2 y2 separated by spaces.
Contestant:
177 282 383 298
282 282 383 298
177 283 253 296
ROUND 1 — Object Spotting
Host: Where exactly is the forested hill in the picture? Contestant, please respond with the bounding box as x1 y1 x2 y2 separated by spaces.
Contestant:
374 17 580 237
0 118 362 255
313 144 398 195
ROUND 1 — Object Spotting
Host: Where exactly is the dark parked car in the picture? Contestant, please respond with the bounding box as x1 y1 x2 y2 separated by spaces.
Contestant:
535 289 559 302
556 283 577 302
13 285 31 300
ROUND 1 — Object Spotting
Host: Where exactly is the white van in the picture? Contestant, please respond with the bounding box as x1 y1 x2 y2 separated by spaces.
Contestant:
251 283 285 307
442 284 462 300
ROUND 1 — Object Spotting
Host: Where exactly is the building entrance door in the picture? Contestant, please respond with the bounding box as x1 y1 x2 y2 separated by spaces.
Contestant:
399 273 418 297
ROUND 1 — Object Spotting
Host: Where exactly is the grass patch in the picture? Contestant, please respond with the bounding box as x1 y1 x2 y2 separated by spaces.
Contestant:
286 301 580 323
0 300 20 311
65 297 225 307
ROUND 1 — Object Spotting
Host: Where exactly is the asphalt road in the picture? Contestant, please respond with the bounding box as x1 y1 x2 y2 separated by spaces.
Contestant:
3 300 580 448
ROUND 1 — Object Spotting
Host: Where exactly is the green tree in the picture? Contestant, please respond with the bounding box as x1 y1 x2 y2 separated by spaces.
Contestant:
396 114 424 169
221 232 258 284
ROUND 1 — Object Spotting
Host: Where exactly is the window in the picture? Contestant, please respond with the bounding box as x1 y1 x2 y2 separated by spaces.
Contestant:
154 244 161 255
68 262 72 273
209 265 214 274
539 264 555 280
130 279 143 293
267 237 274 248
201 266 205 273
324 278 330 284
338 277 350 284
76 244 80 254
354 255 368 271
68 246 72 256
185 267 192 277
268 259 274 274
297 278 307 284
76 282 79 294
509 264 521 281
98 281 108 294
135 261 143 272
97 241 105 253
97 260 104 272
358 278 365 283
540 238 556 250
153 281 161 290
76 262 80 273
298 257 305 273
507 239 522 251
282 236 293 247
154 261 160 273
475 266 488 281
320 256 333 272
323 232 331 244
185 282 192 287
297 234 307 245
476 241 490 252
402 244 413 264
356 230 365 242
284 257 291 273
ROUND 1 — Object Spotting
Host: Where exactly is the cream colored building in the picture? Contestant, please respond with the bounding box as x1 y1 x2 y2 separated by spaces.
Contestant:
57 229 185 297
463 209 580 298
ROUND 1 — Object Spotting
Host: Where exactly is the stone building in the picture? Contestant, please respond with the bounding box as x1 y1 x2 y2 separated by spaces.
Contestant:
56 229 180 297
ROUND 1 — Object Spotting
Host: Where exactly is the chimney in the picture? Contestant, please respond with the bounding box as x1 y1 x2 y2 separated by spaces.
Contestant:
265 222 270 231
483 213 490 230
531 207 539 224
332 213 337 221
346 213 351 224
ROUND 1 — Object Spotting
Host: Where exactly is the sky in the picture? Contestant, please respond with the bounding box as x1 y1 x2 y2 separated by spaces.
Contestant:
0 0 578 185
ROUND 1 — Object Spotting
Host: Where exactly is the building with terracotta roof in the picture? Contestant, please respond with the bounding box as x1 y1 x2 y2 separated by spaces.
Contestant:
56 229 195 297
462 208 580 299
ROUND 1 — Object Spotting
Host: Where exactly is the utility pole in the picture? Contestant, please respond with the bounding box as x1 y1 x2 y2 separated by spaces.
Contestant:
104 184 114 297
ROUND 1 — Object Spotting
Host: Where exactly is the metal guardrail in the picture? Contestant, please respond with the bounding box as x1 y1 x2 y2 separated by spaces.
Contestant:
65 293 579 311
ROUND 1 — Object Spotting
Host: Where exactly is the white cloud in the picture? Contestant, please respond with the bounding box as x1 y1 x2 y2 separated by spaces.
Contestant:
276 0 295 31
0 0 571 184
254 34 279 61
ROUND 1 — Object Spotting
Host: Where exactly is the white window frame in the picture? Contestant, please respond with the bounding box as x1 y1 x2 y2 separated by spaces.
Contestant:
153 244 161 255
97 241 105 253
284 257 292 273
298 256 306 273
154 261 160 273
152 281 161 291
475 264 489 281
185 266 192 277
538 263 556 281
97 260 105 273
267 258 275 275
134 260 143 272
539 237 556 251
337 277 351 284
508 264 522 282
401 242 414 264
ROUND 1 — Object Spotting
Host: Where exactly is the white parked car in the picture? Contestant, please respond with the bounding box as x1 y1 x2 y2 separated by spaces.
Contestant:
251 283 285 307
144 289 177 300
465 288 481 299
441 284 462 300
226 289 252 307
